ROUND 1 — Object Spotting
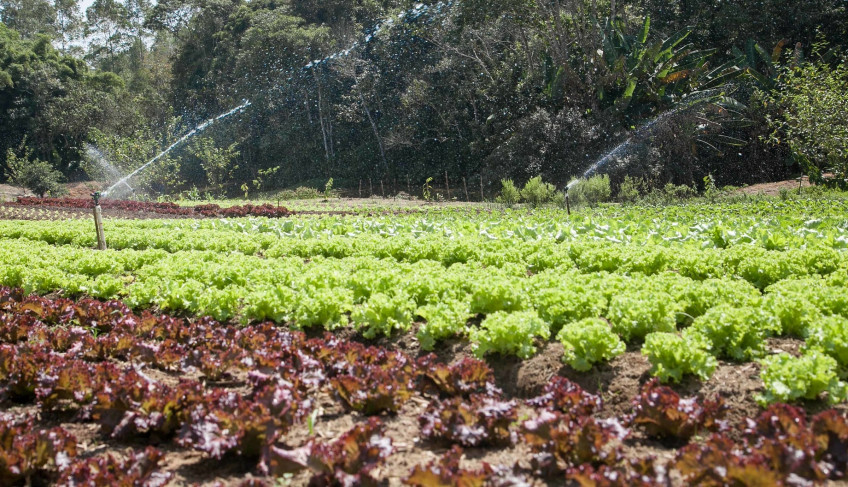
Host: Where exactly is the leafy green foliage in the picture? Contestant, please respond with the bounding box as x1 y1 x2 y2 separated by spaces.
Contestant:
496 179 520 207
4 145 63 197
804 315 848 373
617 176 647 203
570 175 612 208
520 176 556 207
351 292 415 339
470 311 550 359
556 318 625 371
642 332 718 383
416 299 472 351
607 289 676 343
683 305 781 361
762 292 822 337
758 350 848 405
763 57 848 185
189 137 240 196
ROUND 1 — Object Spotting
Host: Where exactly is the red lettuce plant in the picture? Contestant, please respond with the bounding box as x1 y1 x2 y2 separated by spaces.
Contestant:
58 447 171 486
262 418 394 486
419 394 517 447
0 414 78 485
629 379 727 440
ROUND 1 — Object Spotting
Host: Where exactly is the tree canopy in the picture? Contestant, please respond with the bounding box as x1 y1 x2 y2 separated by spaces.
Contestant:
0 0 846 195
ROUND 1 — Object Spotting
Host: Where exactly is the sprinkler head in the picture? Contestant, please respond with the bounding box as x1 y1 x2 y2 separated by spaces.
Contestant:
91 192 101 206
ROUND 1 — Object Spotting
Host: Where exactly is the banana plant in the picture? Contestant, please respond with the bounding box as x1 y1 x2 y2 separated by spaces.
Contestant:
596 16 746 116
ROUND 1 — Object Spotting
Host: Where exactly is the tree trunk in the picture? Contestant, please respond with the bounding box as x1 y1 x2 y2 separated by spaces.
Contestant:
312 69 332 169
358 89 388 173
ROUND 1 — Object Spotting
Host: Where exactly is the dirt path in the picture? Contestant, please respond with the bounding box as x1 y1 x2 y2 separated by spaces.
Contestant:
736 176 812 196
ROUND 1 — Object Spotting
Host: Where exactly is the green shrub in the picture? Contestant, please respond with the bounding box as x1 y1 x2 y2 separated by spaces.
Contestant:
556 318 625 371
550 191 567 208
277 186 322 200
496 179 521 207
324 178 334 199
616 176 646 203
762 57 848 185
570 174 611 207
520 176 556 207
4 146 64 198
662 182 697 200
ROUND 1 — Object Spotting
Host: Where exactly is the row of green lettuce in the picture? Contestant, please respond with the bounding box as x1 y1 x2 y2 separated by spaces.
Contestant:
1 199 847 255
0 217 845 290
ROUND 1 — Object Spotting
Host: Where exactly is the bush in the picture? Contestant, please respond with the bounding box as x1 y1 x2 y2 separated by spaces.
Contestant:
662 182 697 200
617 176 646 203
570 174 611 207
496 179 521 207
4 146 64 198
520 176 556 207
762 56 848 185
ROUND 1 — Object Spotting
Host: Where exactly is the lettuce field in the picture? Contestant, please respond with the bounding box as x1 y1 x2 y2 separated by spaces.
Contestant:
1 196 848 485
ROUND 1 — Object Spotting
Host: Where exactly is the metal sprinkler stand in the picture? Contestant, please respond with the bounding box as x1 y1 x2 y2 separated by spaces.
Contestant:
565 190 571 216
91 192 107 250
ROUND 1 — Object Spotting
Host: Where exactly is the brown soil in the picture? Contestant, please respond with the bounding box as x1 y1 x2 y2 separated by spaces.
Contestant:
736 176 813 196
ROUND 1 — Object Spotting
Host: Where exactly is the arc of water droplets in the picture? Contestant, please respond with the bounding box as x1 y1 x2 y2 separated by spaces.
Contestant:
566 104 693 191
103 2 454 197
104 101 252 196
304 2 451 69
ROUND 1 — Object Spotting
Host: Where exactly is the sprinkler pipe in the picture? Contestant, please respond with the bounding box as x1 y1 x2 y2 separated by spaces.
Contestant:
92 192 106 250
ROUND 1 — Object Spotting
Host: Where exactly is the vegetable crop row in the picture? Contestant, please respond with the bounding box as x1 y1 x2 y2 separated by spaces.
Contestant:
2 289 848 485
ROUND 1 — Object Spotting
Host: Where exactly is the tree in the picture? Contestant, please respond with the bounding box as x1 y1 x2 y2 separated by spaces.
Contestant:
85 0 132 69
53 0 84 55
0 0 57 39
4 142 63 197
189 136 239 195
763 57 848 185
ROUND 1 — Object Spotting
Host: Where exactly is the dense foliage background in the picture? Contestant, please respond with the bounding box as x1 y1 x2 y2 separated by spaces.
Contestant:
0 0 846 195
